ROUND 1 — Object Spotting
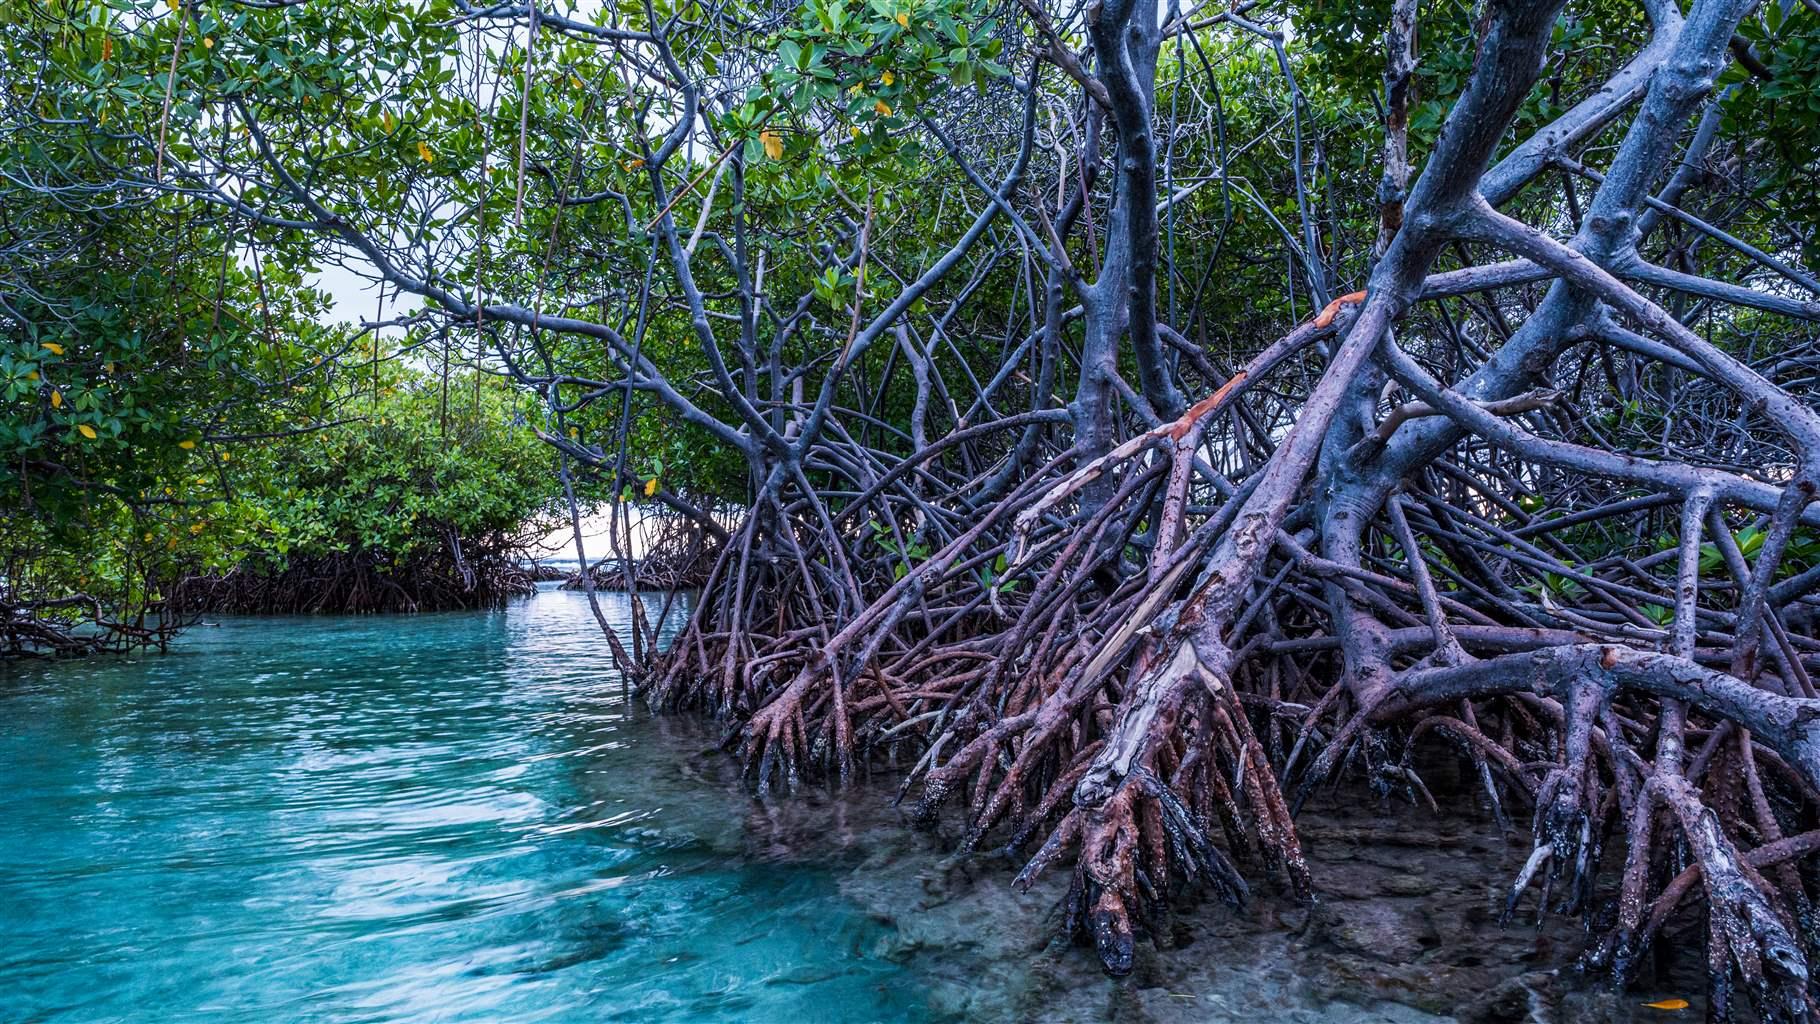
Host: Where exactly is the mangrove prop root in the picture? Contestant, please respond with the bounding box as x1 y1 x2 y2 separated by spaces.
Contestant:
632 1 1820 1005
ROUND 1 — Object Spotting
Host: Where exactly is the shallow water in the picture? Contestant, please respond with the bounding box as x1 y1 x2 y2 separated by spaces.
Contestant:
0 588 939 1023
0 587 1660 1023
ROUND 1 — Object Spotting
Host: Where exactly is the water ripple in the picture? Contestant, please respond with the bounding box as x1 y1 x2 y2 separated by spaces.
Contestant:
0 588 933 1024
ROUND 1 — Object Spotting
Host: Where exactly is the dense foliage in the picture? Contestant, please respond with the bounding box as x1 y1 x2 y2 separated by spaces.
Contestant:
174 364 563 614
0 107 563 647
0 166 352 651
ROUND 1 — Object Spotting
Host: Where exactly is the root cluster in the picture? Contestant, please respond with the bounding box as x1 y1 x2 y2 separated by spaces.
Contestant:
628 4 1820 1015
175 543 534 615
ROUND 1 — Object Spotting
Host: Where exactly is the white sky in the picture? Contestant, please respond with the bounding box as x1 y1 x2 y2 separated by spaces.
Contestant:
314 259 383 324
531 511 656 564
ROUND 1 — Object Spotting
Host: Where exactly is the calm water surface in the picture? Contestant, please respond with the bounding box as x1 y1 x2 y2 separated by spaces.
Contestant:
0 588 934 1024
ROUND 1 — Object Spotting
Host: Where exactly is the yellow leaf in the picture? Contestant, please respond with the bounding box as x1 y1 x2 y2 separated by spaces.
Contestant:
875 99 892 116
570 75 583 89
179 439 196 450
417 140 434 163
881 70 895 86
567 426 578 439
190 522 205 534
78 424 97 439
382 112 395 133
102 36 112 61
644 477 658 497
760 129 783 160
895 12 908 26
42 342 64 355
220 452 230 462
203 37 213 49
849 125 861 139
1642 999 1689 1011
50 390 62 408
623 157 645 171
27 370 38 381
166 0 177 10
105 361 115 373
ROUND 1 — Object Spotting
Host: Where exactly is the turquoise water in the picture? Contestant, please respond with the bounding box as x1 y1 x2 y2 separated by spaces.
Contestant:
0 588 935 1024
4 587 1615 1024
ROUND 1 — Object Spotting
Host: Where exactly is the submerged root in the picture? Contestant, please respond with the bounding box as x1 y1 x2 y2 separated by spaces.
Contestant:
741 670 815 793
646 445 1820 1002
1588 774 1816 1020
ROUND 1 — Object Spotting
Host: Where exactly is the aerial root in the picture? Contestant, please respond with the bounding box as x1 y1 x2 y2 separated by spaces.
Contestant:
742 673 813 794
1080 785 1142 976
1661 774 1811 1021
1289 681 1400 817
1567 770 1817 1020
1502 682 1606 924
